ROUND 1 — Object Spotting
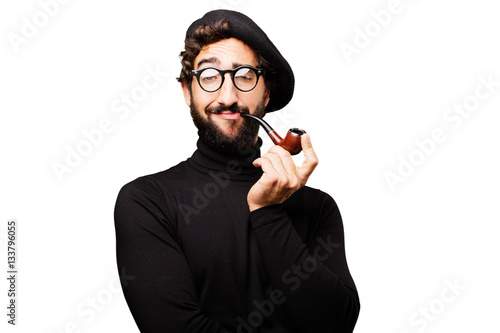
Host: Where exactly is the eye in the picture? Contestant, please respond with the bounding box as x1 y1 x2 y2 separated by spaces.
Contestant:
200 68 220 83
235 68 255 81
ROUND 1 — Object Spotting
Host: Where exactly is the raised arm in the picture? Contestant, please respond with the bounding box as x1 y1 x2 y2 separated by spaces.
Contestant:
247 134 360 332
249 191 360 332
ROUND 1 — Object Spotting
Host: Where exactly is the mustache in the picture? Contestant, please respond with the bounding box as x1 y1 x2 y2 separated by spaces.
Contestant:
206 104 250 115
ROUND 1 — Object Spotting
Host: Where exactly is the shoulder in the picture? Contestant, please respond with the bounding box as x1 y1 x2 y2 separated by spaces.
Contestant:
114 176 167 226
114 170 183 237
116 175 162 203
114 160 193 219
117 160 189 198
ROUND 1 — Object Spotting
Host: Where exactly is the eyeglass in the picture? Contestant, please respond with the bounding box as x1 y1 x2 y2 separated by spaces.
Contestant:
191 66 265 92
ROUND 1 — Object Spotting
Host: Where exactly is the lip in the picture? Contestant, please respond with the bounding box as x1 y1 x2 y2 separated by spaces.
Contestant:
210 111 242 120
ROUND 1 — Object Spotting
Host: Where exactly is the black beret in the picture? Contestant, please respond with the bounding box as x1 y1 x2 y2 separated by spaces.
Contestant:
186 10 294 112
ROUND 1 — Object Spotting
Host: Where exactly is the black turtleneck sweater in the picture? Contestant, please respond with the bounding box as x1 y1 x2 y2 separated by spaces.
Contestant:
114 138 360 333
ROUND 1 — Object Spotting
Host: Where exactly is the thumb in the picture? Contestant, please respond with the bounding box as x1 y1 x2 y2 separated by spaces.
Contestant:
297 133 318 180
301 133 313 152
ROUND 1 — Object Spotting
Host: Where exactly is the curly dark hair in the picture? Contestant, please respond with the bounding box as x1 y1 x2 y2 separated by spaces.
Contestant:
177 19 276 94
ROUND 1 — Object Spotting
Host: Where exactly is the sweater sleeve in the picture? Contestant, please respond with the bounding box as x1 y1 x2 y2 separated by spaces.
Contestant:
114 177 231 333
248 190 360 333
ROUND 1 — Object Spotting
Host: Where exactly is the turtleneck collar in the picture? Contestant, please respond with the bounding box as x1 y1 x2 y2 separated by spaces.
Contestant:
188 136 263 181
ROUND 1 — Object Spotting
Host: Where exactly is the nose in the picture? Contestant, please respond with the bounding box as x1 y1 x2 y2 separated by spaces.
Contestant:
216 73 239 106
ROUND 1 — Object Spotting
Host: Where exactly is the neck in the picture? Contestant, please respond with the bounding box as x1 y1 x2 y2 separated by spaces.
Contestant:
188 136 263 181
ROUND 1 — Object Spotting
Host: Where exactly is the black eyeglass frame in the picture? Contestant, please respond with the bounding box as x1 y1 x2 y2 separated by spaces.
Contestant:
191 66 265 93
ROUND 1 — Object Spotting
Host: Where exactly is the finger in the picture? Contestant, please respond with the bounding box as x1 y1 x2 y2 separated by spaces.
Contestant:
265 150 301 192
297 133 319 180
252 157 263 168
253 156 278 174
268 146 300 190
268 145 296 176
261 151 289 181
257 151 298 191
253 156 280 185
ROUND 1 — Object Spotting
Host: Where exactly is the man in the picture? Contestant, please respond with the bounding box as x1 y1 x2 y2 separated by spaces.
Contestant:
115 9 360 333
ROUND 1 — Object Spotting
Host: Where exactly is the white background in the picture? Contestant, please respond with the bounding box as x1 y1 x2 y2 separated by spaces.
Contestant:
1 0 499 332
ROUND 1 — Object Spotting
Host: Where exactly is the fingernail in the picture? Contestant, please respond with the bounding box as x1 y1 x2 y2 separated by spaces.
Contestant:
303 133 311 143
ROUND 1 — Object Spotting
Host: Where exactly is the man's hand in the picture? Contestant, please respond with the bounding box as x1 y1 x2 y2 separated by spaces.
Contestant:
247 133 318 212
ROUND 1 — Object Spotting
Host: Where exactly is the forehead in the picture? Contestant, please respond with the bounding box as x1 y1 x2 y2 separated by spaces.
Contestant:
194 38 259 69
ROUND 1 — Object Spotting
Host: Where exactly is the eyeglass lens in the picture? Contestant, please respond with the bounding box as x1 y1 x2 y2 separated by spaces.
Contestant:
199 67 258 92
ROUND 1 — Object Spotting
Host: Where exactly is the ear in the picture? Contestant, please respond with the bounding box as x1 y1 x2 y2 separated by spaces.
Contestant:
264 89 270 107
181 80 192 107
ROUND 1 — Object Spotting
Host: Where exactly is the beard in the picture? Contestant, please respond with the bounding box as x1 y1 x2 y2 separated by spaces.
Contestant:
190 98 266 154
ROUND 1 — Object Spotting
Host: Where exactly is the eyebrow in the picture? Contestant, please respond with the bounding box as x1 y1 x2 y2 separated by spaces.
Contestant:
232 63 252 68
196 57 220 68
196 58 254 69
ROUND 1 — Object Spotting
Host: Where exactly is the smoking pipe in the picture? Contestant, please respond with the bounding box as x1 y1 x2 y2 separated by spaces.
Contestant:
241 113 306 155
